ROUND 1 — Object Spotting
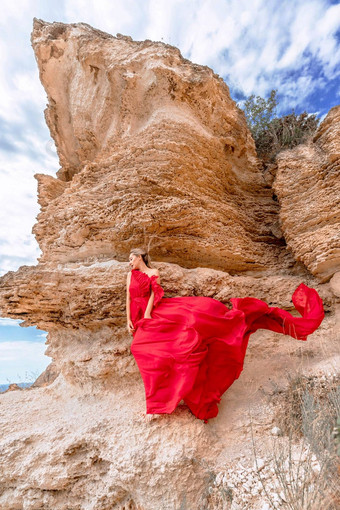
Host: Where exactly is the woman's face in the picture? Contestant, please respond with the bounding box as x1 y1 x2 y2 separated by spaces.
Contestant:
129 253 140 269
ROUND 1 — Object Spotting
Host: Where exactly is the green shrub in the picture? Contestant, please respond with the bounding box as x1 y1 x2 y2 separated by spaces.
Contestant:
240 90 320 162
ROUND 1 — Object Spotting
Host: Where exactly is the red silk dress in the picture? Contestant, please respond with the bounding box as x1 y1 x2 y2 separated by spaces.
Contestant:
129 269 324 422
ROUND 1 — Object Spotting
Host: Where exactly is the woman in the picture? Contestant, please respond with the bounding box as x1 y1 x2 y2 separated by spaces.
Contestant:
127 248 325 423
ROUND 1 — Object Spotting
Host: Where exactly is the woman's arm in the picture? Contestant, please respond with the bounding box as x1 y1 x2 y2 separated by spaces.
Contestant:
144 289 155 318
126 272 134 333
144 269 160 318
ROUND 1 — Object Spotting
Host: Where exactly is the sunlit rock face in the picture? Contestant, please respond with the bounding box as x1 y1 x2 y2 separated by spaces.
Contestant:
31 18 292 275
274 105 340 282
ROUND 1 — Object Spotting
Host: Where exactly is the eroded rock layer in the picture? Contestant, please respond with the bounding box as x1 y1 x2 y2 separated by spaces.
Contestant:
274 105 340 282
0 260 335 387
31 18 290 274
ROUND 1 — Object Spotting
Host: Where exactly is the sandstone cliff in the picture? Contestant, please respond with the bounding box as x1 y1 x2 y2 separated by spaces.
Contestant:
0 18 339 510
30 18 296 274
274 105 340 282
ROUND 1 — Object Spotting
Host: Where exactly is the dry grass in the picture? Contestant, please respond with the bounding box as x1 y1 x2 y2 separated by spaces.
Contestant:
254 372 340 510
272 373 340 438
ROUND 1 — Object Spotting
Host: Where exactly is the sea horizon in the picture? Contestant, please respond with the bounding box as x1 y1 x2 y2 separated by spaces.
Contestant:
0 382 33 393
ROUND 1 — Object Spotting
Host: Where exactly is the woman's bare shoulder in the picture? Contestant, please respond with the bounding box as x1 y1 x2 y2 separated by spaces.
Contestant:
126 271 132 281
150 268 160 277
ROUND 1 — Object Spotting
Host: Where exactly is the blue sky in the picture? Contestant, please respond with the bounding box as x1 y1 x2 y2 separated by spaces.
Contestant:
0 0 339 383
0 318 48 384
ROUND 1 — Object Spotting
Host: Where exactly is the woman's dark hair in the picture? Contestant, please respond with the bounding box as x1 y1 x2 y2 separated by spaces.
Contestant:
130 248 151 267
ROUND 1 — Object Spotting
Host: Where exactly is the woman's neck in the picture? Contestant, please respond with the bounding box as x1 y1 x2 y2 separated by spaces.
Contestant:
136 263 149 273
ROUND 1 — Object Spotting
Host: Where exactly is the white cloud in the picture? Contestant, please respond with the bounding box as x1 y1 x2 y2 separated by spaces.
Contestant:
179 0 340 106
0 340 50 384
0 318 23 327
60 0 340 110
0 147 58 276
0 2 61 276
64 0 149 40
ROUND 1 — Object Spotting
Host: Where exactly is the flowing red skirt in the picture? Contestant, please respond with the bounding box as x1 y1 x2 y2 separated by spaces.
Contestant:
130 279 324 422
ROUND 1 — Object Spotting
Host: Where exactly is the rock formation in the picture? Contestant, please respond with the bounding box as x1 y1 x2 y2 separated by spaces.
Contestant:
30 18 295 275
0 17 339 510
31 361 59 388
274 105 340 282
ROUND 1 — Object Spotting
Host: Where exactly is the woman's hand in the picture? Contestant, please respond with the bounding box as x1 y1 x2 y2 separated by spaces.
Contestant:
127 319 135 334
144 313 152 319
